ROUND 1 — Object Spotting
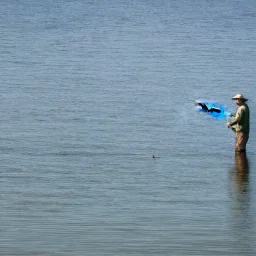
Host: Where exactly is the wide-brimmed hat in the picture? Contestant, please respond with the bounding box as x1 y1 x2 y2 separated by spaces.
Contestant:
231 94 248 101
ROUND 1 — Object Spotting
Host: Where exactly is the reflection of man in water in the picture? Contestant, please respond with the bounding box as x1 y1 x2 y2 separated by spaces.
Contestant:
234 152 249 194
229 152 251 248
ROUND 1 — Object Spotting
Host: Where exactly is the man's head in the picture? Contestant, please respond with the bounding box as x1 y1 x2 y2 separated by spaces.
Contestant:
232 94 248 106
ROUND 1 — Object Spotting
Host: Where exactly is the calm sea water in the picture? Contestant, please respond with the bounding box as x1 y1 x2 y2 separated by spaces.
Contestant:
1 0 256 255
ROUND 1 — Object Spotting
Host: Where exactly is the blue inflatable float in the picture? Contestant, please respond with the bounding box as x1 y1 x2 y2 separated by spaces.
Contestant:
195 100 232 120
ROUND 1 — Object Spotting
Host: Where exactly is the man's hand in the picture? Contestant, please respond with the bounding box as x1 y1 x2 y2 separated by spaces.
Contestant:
226 122 231 128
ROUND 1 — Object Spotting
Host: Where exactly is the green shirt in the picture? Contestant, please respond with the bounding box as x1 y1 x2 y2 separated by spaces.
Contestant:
230 104 250 133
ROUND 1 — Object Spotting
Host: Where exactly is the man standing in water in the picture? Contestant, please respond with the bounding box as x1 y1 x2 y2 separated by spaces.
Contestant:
226 94 250 152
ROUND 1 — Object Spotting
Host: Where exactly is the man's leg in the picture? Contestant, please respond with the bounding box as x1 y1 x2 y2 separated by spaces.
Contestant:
236 132 249 152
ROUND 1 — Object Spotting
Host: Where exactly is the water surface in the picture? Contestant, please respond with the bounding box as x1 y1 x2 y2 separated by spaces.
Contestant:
1 0 256 255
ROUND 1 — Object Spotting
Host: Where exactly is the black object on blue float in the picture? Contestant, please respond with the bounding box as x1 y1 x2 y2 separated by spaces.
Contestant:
195 100 231 119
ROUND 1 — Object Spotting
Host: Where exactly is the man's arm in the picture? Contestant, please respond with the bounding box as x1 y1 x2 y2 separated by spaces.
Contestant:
226 107 243 128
